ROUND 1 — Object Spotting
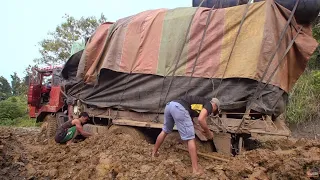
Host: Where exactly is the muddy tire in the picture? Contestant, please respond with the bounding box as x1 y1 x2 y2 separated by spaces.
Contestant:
41 114 57 139
56 112 67 127
108 125 145 140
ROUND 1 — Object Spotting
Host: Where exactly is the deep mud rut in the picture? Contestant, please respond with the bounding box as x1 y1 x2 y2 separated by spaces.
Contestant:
1 127 320 180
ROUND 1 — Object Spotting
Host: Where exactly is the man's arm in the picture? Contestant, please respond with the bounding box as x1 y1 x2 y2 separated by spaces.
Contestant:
198 108 213 139
73 120 92 137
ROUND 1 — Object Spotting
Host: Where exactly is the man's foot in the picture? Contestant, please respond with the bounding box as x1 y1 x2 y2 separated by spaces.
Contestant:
66 140 75 146
151 151 159 161
192 167 204 175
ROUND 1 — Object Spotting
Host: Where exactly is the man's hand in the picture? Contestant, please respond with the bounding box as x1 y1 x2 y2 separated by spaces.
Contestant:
205 130 213 140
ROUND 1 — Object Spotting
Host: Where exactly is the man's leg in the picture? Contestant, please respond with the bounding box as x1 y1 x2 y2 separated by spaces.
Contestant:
152 130 167 157
60 126 77 144
171 102 203 174
152 103 174 157
187 139 203 174
66 129 78 145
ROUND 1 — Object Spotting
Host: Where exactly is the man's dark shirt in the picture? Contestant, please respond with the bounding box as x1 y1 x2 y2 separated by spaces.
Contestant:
173 95 213 117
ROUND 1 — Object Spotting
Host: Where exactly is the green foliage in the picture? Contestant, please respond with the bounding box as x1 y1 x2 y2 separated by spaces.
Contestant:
286 71 320 124
15 116 39 127
0 96 39 127
34 14 106 65
0 76 12 100
0 96 26 120
10 72 27 96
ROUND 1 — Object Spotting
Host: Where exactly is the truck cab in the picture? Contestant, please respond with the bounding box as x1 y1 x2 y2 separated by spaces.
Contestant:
27 66 65 122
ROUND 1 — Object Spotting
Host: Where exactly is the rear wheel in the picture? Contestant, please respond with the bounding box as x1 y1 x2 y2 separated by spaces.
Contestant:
41 114 57 139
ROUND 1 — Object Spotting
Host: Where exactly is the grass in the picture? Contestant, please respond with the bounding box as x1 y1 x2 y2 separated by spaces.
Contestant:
15 116 40 127
286 70 320 124
0 116 40 127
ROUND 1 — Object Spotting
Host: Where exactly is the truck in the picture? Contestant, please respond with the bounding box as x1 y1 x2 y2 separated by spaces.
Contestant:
27 0 319 156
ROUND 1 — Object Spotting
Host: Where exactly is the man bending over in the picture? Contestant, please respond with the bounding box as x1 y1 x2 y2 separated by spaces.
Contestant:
152 96 220 174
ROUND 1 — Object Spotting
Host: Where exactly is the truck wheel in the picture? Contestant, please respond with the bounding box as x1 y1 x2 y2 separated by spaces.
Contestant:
43 114 57 139
56 112 67 127
108 125 145 140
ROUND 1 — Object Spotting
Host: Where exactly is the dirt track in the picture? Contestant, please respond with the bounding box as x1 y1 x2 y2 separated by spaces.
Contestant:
1 127 320 180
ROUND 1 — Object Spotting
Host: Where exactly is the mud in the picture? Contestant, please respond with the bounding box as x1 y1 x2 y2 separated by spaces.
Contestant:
1 127 320 180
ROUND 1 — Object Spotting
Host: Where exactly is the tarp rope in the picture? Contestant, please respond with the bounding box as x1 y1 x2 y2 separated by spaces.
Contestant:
236 26 303 132
236 0 301 132
153 0 206 122
250 0 300 104
213 0 251 98
185 5 216 96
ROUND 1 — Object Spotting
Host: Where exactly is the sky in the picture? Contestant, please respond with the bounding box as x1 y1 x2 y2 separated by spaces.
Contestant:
0 0 191 81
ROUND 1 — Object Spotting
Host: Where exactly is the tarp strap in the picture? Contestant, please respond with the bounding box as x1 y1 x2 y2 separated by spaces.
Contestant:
185 5 216 96
237 25 303 132
115 22 141 119
153 0 206 122
214 0 251 98
236 0 300 132
251 0 300 102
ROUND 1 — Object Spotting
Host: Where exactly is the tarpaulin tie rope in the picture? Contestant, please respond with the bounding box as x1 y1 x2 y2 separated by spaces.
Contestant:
236 0 300 132
185 5 216 96
153 0 206 123
214 0 251 98
250 0 300 103
236 25 303 133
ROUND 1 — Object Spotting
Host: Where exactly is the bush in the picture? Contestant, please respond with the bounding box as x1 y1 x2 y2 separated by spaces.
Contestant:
0 99 25 120
0 118 17 126
0 96 28 126
286 70 320 124
15 116 39 127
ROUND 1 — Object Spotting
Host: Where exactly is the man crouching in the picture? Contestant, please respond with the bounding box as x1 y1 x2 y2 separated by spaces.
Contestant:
55 112 93 145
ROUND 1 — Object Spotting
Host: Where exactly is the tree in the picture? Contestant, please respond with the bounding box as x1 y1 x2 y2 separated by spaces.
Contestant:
34 14 107 65
0 76 12 100
11 72 21 96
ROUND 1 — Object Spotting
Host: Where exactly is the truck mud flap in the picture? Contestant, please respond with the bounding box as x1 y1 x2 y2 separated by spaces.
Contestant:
212 132 232 156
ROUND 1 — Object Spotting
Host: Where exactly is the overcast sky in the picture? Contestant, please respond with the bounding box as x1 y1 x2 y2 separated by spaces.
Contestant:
0 0 191 81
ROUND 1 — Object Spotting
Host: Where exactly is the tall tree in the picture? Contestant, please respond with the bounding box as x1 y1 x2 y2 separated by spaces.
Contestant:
11 72 21 96
34 14 106 65
0 76 12 100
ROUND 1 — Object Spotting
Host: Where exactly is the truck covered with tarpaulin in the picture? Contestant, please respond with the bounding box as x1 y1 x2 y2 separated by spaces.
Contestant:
61 0 318 155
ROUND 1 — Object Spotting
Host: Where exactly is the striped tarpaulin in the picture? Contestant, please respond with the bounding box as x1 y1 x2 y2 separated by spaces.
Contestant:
77 0 318 93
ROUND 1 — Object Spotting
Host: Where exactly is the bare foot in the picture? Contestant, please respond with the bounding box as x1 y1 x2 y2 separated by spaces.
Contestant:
151 151 159 161
66 140 75 146
192 167 204 176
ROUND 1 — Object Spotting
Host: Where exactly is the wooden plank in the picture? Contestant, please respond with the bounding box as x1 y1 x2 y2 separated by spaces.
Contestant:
249 129 291 136
112 119 177 130
177 147 230 162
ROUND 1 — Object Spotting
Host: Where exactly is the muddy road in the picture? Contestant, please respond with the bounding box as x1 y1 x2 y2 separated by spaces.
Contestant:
0 127 320 180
